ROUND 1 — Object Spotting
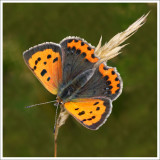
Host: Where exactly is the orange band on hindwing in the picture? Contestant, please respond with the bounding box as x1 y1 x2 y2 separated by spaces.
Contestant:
99 63 120 94
64 98 111 130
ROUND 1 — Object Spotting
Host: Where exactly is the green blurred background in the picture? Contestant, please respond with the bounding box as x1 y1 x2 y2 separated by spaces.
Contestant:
3 3 157 157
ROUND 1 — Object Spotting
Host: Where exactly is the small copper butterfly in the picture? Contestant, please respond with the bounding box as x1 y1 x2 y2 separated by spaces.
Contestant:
23 37 122 130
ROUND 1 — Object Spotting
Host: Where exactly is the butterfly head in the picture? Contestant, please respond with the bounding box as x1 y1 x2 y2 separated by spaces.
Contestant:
56 96 64 105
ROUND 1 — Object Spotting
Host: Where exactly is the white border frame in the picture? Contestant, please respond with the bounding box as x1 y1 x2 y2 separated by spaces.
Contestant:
0 0 159 160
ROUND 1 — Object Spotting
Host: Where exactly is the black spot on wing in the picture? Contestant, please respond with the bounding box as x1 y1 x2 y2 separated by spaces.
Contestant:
33 66 36 70
76 49 81 55
112 71 115 75
81 52 86 58
38 57 41 61
85 59 89 62
23 42 62 63
47 54 51 59
106 81 111 85
115 77 119 81
87 46 91 50
109 86 113 89
94 102 99 105
104 76 109 81
91 54 96 58
81 42 84 46
96 107 100 110
53 57 58 63
35 60 38 65
71 47 76 54
68 39 73 43
78 111 85 116
86 98 111 130
41 69 47 76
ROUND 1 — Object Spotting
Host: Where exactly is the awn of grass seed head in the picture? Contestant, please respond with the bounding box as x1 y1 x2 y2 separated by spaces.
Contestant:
94 13 149 66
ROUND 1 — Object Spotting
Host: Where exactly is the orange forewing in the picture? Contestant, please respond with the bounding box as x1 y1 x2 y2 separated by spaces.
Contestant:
64 98 112 130
23 43 62 95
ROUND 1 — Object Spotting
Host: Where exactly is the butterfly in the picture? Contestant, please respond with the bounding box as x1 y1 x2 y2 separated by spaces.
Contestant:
23 36 122 130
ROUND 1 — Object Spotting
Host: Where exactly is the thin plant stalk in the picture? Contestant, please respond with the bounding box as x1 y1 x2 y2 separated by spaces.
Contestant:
54 105 69 157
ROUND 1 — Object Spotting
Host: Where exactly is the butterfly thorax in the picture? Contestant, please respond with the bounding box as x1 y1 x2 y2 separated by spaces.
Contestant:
57 68 95 102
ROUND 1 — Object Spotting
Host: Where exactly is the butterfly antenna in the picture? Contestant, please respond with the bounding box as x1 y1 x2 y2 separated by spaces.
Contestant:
53 104 59 133
25 100 57 108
